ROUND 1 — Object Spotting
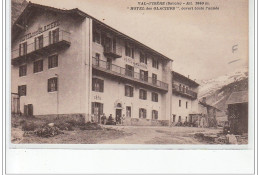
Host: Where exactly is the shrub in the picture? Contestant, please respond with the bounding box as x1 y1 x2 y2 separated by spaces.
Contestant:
22 121 37 131
79 122 102 130
34 126 63 138
55 122 74 131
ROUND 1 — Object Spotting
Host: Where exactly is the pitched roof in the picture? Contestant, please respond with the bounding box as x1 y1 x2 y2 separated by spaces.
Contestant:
12 2 173 61
172 71 199 87
226 91 248 105
199 101 221 111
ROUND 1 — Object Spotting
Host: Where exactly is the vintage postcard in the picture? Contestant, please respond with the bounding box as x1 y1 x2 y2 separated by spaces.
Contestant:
10 0 250 146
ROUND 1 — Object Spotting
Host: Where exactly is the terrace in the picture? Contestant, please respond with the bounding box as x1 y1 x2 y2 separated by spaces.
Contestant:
92 57 169 92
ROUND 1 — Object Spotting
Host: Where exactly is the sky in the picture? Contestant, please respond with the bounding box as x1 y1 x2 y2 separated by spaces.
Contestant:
28 0 249 81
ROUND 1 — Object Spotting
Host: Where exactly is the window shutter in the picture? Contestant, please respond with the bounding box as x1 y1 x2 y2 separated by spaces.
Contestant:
19 44 21 56
47 79 50 92
100 104 103 114
24 85 26 96
132 47 135 58
144 109 146 118
92 78 95 91
55 77 58 91
91 103 94 114
101 79 104 92
56 28 59 41
18 86 21 96
34 37 37 50
139 109 141 118
24 42 27 54
49 31 52 44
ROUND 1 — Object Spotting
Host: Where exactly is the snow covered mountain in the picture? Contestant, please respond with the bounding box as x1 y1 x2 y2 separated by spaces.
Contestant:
198 67 248 99
197 67 248 116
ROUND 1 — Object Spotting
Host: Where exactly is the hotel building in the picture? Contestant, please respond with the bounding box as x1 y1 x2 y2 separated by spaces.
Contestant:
11 3 199 126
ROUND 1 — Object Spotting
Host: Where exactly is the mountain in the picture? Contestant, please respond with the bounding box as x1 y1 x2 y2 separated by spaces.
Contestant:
198 67 248 116
11 0 28 25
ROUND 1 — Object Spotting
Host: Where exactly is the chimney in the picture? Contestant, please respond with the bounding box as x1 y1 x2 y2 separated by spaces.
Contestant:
202 97 207 103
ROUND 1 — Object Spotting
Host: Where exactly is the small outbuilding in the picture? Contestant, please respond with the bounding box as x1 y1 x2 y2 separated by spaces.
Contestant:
226 91 248 134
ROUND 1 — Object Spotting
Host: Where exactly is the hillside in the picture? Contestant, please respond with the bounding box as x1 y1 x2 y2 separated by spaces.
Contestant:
198 67 248 116
11 0 28 25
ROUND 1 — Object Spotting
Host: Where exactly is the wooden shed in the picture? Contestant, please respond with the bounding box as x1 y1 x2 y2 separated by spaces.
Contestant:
226 91 248 134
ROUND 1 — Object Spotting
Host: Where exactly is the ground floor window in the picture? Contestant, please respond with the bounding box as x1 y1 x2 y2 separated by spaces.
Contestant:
126 106 131 117
178 116 181 122
152 110 158 120
91 102 104 123
139 108 147 118
172 115 176 123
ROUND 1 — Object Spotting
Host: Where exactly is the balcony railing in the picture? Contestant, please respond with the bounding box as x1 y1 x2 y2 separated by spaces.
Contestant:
103 45 122 58
172 83 197 99
92 57 168 91
11 30 70 64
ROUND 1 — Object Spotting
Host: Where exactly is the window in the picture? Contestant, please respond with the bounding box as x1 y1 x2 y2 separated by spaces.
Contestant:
93 31 101 44
125 65 134 77
48 55 58 69
95 53 100 66
139 89 147 100
152 110 158 120
125 85 134 97
178 116 181 122
48 77 58 92
152 73 157 84
92 78 104 92
49 28 59 44
19 65 27 77
179 84 182 91
126 106 131 117
18 85 26 96
125 42 134 58
179 100 181 107
172 115 176 123
33 60 43 73
35 35 43 50
140 52 147 64
91 102 103 115
186 102 188 109
139 108 147 118
152 58 159 69
140 70 148 82
152 92 158 102
19 42 27 56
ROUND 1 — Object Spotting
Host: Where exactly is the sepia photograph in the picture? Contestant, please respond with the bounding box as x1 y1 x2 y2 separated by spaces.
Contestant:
10 0 249 145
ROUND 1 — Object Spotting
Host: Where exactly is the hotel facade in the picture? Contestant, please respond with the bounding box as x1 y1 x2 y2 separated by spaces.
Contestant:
11 3 199 126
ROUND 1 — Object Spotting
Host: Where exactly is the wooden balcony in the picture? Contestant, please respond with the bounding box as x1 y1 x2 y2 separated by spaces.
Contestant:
103 45 122 58
172 83 197 99
11 30 71 65
92 57 169 92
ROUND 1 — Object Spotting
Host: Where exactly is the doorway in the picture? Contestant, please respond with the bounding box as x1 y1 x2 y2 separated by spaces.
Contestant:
116 109 122 124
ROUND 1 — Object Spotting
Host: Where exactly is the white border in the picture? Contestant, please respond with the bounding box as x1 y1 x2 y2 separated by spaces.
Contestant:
4 0 257 174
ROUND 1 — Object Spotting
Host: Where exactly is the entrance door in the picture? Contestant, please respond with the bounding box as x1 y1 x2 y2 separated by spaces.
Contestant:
116 109 122 124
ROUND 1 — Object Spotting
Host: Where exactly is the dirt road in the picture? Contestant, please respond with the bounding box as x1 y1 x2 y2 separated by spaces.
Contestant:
99 126 222 144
